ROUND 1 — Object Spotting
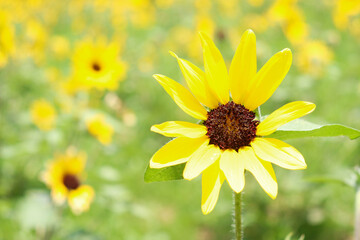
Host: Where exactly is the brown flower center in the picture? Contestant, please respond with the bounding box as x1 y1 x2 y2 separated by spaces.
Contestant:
204 101 259 151
92 62 101 71
63 174 80 190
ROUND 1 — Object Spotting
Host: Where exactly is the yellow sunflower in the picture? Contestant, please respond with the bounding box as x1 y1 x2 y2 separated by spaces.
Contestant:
72 39 127 91
42 150 95 215
149 30 315 214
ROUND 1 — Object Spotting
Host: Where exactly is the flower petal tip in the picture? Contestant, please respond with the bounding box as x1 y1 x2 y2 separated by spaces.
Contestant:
152 74 161 79
233 188 244 194
270 194 277 200
281 48 292 55
308 102 316 111
150 125 158 132
182 173 193 181
168 50 178 58
201 207 211 215
244 29 255 35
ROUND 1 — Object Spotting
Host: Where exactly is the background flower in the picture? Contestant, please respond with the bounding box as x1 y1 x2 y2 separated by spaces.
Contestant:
41 149 94 215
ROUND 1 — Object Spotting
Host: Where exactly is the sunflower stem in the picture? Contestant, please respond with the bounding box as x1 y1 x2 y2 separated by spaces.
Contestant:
234 191 243 240
355 187 360 240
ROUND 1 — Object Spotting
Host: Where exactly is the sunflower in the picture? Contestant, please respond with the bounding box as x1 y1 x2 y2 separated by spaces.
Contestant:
42 150 95 215
71 39 127 91
149 30 315 214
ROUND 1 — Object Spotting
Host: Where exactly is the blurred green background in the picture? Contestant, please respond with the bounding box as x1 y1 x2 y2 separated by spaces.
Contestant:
1 0 360 239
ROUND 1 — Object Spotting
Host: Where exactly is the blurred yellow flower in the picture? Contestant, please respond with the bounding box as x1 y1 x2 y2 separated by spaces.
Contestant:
71 39 127 92
196 15 215 37
50 35 70 60
24 19 48 64
242 14 269 33
42 150 95 215
349 17 360 40
154 0 174 9
187 14 216 62
195 0 212 13
284 13 309 45
267 0 309 45
86 114 114 145
0 11 15 68
30 99 56 131
247 0 264 7
128 0 156 29
150 30 315 214
333 0 360 29
216 0 238 18
296 40 334 76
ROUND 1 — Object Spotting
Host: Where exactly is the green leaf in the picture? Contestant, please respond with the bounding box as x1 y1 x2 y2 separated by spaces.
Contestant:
305 176 355 188
268 119 360 140
144 163 185 182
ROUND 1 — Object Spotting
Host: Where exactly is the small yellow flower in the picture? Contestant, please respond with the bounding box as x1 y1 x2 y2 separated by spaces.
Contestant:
30 99 56 131
150 30 315 214
0 11 15 68
50 35 70 60
267 0 309 45
86 114 114 145
247 0 264 7
128 0 156 29
333 0 360 29
296 40 333 76
42 150 94 215
71 39 127 91
24 19 48 64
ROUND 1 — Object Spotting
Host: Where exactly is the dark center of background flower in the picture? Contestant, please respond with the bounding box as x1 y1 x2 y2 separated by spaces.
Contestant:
63 174 80 190
204 101 259 151
92 62 101 71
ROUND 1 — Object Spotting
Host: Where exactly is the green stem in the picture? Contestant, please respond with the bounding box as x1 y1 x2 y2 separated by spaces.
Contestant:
355 187 360 240
234 191 243 240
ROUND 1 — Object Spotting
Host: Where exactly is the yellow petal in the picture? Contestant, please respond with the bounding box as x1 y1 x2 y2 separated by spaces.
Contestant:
150 137 208 168
151 121 207 138
229 29 257 105
51 184 68 205
243 147 278 199
68 185 95 215
153 74 208 120
199 32 229 104
63 152 87 175
219 149 245 193
201 161 225 215
183 144 221 180
251 138 306 170
243 48 292 111
257 101 316 136
169 51 219 109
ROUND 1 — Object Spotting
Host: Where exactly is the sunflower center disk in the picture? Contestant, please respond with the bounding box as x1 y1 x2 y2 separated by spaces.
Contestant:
204 101 259 151
63 174 80 190
92 62 101 71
